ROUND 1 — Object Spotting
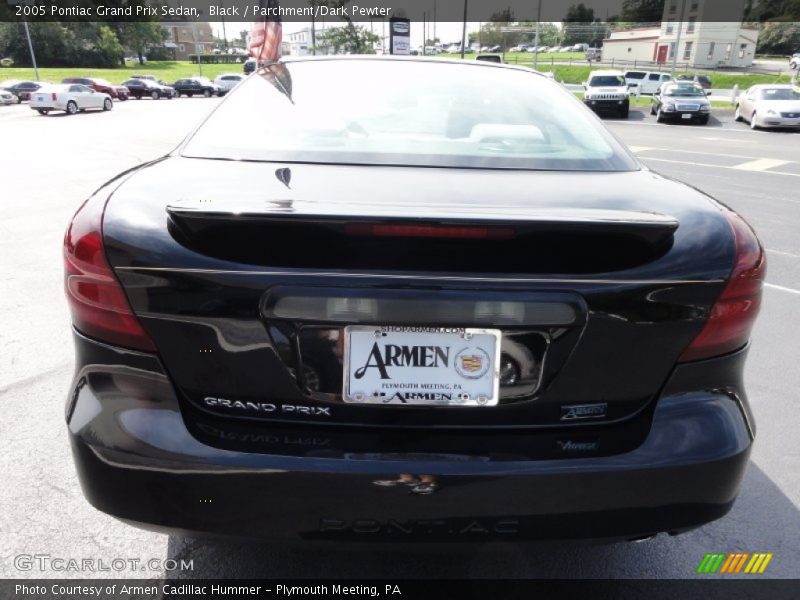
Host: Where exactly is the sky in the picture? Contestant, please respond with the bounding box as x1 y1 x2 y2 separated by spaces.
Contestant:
211 21 483 48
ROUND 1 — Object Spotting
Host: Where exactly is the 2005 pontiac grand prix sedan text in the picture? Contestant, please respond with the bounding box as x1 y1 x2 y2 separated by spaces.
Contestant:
64 57 764 543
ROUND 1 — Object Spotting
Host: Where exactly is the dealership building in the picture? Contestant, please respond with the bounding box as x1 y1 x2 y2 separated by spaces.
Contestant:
600 0 758 68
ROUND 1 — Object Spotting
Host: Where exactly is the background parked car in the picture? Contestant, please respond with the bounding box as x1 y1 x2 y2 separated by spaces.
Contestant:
61 77 129 100
6 81 42 101
121 78 175 100
676 73 713 90
651 82 711 124
213 73 245 94
623 71 674 94
173 77 222 98
30 84 113 116
735 84 800 130
0 88 17 105
789 53 799 70
583 70 630 118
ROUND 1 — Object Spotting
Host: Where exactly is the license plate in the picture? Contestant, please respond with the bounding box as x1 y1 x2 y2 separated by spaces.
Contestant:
343 326 501 407
682 113 692 119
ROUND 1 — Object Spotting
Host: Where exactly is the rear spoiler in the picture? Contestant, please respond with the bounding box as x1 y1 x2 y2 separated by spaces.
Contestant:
167 203 679 247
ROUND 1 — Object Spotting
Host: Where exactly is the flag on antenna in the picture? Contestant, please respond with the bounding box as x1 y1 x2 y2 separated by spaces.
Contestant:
248 0 282 64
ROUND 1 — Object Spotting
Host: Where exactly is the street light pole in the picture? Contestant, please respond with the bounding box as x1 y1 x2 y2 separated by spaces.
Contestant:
533 0 542 70
22 21 39 81
460 0 467 60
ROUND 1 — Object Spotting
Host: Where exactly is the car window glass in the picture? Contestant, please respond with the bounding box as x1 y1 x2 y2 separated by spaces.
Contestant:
184 61 637 172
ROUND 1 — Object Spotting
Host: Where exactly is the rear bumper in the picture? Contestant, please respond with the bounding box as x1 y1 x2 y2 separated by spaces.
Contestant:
67 333 754 542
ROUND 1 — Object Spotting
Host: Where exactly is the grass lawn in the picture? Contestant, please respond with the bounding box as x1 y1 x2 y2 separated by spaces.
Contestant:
0 61 241 85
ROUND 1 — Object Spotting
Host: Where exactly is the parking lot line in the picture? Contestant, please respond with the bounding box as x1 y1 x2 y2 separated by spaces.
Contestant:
733 158 792 171
767 249 800 258
765 282 800 296
640 156 800 178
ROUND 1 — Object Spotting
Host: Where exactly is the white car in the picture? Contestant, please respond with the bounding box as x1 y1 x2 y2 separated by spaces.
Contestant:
790 53 799 70
735 84 800 130
0 88 17 105
213 73 244 94
30 84 113 116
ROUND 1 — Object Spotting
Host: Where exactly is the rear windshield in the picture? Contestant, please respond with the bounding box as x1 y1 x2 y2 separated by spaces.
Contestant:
182 60 637 171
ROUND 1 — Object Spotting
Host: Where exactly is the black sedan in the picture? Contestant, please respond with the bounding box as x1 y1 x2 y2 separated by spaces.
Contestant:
120 78 175 100
65 57 764 543
6 80 42 101
172 77 222 98
651 82 712 124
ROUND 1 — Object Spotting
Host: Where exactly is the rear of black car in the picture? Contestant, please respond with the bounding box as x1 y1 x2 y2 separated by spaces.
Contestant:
64 58 764 542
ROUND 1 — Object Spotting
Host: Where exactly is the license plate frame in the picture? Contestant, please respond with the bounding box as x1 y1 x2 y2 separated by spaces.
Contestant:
681 113 693 119
342 326 501 407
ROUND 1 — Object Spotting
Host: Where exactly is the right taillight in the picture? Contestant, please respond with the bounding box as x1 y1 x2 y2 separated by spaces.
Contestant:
64 193 156 352
679 209 766 362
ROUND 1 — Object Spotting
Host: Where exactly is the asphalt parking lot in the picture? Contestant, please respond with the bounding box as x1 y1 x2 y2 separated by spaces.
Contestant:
1 98 799 579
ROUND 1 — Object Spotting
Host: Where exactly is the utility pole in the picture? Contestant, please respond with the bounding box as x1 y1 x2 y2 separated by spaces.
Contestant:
22 21 39 80
670 0 687 77
191 22 203 76
433 0 437 45
533 0 542 70
221 15 228 51
423 12 426 55
460 0 468 59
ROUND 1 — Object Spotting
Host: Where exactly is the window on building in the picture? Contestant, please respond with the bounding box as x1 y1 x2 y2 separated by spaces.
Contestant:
725 43 732 60
666 20 675 34
687 18 696 33
690 1 699 11
739 44 747 59
179 44 185 52
669 42 676 59
669 2 677 13
707 41 715 61
683 41 693 60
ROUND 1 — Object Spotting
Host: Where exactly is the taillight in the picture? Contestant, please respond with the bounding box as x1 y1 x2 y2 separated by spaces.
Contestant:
345 223 516 240
51 92 57 101
679 209 765 362
63 194 156 351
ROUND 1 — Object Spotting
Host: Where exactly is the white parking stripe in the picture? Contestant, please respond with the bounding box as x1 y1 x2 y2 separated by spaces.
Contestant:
767 249 800 258
733 158 791 171
640 156 800 178
765 283 800 295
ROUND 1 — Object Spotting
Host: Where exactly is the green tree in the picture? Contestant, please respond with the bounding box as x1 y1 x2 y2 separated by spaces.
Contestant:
562 3 609 46
117 22 165 65
619 0 666 22
757 21 800 54
0 22 124 68
316 25 380 54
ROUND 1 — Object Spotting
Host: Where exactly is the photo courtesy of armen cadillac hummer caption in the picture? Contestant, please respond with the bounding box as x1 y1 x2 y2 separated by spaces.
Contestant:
65 57 764 542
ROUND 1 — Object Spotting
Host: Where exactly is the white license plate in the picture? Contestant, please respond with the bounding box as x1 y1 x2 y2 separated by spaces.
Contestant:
682 113 692 119
343 326 501 407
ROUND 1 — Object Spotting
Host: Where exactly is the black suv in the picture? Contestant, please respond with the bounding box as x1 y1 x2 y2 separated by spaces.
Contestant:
173 77 221 98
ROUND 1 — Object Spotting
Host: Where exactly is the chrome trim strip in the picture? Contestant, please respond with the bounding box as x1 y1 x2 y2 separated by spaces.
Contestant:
115 266 723 285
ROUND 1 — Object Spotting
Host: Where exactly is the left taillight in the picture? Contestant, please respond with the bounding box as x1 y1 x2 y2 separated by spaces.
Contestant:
63 194 156 352
51 92 57 101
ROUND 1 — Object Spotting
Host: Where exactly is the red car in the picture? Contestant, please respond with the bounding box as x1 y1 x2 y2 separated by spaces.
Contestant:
61 77 129 100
